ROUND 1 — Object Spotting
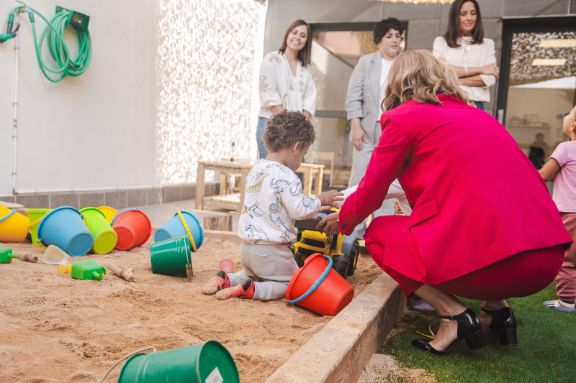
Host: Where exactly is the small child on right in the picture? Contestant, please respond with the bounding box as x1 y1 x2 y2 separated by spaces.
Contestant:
539 105 576 314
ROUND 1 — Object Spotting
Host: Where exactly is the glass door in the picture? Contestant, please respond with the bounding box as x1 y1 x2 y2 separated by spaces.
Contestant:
309 22 407 186
498 17 576 168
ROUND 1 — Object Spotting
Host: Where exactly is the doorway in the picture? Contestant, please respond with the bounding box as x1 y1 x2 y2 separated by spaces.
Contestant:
498 17 576 167
309 22 407 186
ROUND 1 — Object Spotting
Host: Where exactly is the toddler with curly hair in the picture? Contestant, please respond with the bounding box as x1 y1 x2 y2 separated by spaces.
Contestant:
202 111 342 301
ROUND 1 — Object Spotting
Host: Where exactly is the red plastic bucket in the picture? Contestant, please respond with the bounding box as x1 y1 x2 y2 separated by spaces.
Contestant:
112 210 152 251
285 253 354 316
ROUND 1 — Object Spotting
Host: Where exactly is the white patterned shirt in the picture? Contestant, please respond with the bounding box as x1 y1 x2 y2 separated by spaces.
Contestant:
238 160 322 244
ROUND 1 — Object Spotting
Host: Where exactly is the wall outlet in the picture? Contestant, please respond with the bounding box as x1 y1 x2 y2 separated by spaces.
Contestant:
55 6 90 32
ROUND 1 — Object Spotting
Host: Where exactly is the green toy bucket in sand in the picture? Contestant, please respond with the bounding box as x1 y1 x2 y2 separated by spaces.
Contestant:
26 208 51 246
116 341 239 383
149 236 192 277
0 205 29 243
80 207 118 254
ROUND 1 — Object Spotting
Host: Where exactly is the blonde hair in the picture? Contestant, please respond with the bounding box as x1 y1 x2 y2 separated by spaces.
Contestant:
383 50 468 111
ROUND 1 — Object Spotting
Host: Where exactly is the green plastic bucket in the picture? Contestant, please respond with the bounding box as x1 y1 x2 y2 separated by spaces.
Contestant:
80 207 118 254
118 341 239 383
26 208 51 246
149 236 191 277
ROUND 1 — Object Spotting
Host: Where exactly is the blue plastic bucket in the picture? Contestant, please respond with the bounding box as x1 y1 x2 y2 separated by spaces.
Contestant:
37 206 94 256
154 211 203 250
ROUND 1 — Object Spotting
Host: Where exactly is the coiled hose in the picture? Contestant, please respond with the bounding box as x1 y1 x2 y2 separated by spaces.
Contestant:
10 2 91 83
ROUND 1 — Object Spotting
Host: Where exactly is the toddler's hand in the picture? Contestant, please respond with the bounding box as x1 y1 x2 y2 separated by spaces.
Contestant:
318 190 344 207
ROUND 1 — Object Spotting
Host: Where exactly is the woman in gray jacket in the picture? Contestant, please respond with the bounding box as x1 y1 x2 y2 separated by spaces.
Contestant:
346 18 403 187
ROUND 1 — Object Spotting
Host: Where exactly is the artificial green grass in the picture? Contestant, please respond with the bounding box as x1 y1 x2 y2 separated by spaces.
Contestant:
380 285 575 383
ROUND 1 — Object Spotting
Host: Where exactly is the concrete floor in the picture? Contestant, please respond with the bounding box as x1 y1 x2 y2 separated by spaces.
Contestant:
137 199 239 231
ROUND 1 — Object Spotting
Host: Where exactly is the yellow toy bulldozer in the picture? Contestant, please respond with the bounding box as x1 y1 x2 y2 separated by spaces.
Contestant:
292 210 360 279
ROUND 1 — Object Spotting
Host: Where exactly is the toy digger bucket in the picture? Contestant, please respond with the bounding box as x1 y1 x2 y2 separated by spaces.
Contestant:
0 205 30 243
285 253 354 316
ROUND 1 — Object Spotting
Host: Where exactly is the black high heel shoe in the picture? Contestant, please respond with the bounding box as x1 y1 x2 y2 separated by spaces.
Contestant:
412 308 487 355
481 307 518 346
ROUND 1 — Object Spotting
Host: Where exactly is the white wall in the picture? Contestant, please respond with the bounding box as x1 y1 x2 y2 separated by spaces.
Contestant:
155 0 265 185
0 0 157 195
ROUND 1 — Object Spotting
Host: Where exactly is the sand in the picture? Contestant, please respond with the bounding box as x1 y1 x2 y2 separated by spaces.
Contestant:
0 232 380 382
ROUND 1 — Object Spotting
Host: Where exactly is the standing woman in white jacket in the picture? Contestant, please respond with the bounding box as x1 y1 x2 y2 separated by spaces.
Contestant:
433 0 499 111
257 20 317 159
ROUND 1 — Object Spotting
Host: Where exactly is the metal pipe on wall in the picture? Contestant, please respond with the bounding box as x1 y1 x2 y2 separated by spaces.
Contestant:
11 12 21 195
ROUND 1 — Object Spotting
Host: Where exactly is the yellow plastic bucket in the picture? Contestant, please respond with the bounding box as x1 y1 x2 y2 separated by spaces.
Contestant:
97 205 118 224
26 208 51 246
0 205 29 243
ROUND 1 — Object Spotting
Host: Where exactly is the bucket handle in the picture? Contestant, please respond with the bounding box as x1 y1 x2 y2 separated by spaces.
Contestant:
177 211 198 252
98 346 156 383
285 255 333 305
0 208 16 224
177 211 196 281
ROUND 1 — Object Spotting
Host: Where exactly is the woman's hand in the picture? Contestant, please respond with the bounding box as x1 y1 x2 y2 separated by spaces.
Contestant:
350 118 365 151
317 211 340 236
481 64 499 78
317 190 344 207
271 105 285 115
303 110 312 121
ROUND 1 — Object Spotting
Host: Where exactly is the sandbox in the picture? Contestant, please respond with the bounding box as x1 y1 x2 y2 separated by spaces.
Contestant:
0 231 381 382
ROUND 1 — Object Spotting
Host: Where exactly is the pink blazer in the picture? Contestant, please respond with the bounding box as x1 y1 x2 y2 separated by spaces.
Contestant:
339 95 572 284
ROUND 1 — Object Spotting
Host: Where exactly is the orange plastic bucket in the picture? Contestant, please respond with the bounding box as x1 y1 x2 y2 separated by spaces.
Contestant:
112 209 152 250
0 205 29 243
285 253 354 316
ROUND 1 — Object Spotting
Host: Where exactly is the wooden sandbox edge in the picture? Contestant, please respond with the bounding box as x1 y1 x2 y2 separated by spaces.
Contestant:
265 273 406 383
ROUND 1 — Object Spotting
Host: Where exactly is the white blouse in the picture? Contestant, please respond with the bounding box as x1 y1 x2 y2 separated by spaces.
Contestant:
258 51 317 118
433 36 497 102
379 58 393 108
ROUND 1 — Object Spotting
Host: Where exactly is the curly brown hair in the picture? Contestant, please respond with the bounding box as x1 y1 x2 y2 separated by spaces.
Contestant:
264 111 315 152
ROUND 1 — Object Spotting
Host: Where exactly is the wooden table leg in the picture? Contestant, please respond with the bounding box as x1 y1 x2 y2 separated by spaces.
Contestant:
238 169 249 212
195 163 206 210
302 168 313 195
220 174 227 195
314 168 324 194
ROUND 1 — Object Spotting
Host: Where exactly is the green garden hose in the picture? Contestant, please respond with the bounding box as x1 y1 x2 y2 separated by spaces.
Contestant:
9 2 91 83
